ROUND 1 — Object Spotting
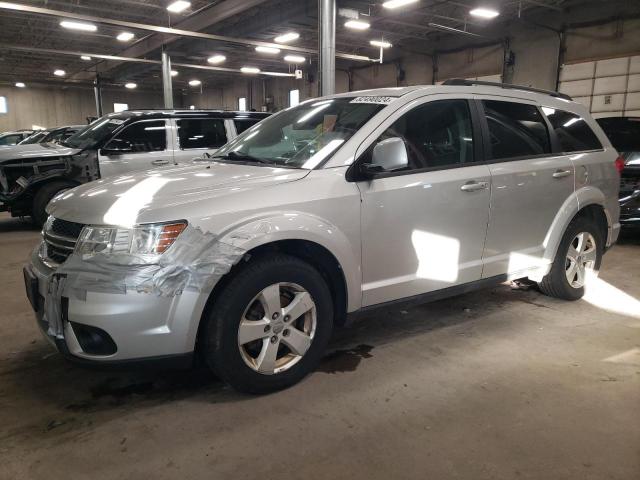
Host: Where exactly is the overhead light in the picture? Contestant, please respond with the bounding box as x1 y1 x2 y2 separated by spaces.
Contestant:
382 0 418 9
207 54 226 64
60 20 97 32
171 70 178 76
241 67 261 74
188 79 201 86
53 69 66 76
370 39 392 48
15 82 25 88
263 72 294 77
284 55 306 63
255 46 280 54
117 32 135 42
80 55 92 61
125 82 137 89
345 20 370 30
166 1 191 13
274 32 300 43
469 7 500 18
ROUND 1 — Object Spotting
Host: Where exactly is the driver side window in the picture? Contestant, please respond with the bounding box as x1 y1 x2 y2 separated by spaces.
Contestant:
367 99 474 171
108 120 167 152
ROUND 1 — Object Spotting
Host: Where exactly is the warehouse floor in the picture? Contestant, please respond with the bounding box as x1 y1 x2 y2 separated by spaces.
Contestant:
0 212 638 480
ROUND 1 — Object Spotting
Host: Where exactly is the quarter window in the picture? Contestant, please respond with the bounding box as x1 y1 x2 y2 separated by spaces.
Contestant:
483 100 551 160
234 119 260 135
369 99 475 170
108 120 167 152
177 118 227 149
545 109 603 153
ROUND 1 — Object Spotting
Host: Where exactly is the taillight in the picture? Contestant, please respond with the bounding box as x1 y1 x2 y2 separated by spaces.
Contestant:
615 156 625 174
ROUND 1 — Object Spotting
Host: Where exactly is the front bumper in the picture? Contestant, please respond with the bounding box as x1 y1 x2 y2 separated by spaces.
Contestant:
25 246 207 366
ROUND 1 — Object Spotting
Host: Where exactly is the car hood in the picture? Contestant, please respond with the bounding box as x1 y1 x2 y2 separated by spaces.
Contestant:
47 161 310 226
0 143 81 163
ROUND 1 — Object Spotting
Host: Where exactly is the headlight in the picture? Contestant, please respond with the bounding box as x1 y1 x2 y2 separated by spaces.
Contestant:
75 221 187 257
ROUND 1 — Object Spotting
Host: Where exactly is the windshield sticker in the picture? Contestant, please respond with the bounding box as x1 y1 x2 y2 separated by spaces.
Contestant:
350 96 394 105
108 119 125 125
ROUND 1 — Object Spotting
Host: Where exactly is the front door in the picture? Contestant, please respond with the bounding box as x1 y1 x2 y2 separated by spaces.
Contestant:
98 119 173 178
356 98 492 307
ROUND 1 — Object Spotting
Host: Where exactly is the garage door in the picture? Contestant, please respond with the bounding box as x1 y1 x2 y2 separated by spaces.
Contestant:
558 55 640 118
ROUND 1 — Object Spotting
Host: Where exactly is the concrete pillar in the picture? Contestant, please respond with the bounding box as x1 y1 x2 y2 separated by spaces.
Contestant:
161 50 174 109
93 75 103 117
319 0 336 96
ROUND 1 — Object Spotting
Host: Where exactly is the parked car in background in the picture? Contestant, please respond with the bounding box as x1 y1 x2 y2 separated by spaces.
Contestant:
19 125 85 145
25 82 620 393
0 130 34 146
0 110 269 225
596 116 640 229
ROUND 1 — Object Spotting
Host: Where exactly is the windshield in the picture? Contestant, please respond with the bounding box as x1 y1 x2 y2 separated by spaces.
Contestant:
19 131 48 145
597 117 640 152
63 115 129 149
213 97 385 168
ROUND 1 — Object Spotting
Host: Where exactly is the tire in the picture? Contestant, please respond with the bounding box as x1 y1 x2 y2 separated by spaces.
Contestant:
202 253 334 394
538 216 603 301
32 181 76 227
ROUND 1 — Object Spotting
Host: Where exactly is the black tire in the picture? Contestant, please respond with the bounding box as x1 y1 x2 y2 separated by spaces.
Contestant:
32 180 76 227
202 253 334 394
538 216 603 301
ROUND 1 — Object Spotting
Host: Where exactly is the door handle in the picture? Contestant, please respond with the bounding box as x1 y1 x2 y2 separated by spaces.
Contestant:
552 169 572 179
460 181 489 192
151 159 170 166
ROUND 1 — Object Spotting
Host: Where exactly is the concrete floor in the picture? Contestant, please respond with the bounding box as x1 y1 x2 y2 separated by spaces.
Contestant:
0 212 638 480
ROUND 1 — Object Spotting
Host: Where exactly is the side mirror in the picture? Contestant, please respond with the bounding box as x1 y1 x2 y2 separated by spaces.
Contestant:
101 138 133 155
360 137 408 178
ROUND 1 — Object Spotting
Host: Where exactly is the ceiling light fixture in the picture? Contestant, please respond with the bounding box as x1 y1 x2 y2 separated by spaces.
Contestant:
167 1 191 13
469 7 500 18
80 55 92 61
345 20 370 30
274 32 300 43
188 79 201 86
382 0 419 9
207 54 226 64
15 82 25 88
370 39 392 48
125 82 137 89
241 67 261 74
117 32 135 42
263 72 294 77
284 55 306 63
60 20 97 32
171 70 178 76
53 69 66 76
255 46 281 54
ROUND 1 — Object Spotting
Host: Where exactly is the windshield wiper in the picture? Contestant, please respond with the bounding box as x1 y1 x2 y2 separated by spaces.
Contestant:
212 151 272 164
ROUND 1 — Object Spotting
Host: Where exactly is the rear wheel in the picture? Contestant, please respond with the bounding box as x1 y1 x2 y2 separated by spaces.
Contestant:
538 217 603 300
31 181 75 227
202 254 333 394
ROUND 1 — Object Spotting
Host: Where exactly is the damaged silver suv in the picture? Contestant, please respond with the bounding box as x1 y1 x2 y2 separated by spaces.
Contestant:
25 80 621 393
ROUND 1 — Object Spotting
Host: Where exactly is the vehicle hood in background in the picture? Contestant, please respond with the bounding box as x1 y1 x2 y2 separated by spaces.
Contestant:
0 143 82 163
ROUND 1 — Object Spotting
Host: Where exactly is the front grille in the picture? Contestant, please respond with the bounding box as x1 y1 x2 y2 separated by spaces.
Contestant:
42 217 85 265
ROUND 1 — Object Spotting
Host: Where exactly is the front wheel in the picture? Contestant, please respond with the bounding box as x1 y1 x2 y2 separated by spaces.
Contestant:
538 217 603 300
202 254 334 394
31 181 76 227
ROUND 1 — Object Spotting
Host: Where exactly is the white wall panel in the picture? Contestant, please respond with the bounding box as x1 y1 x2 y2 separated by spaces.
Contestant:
595 57 629 77
626 92 640 110
591 94 625 112
559 79 593 97
629 56 640 74
559 61 594 81
593 75 628 95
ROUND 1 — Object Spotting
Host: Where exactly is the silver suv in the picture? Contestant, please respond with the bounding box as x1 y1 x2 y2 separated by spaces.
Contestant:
24 80 621 393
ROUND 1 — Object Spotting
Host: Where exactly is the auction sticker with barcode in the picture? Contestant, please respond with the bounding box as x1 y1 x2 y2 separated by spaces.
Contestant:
350 96 394 105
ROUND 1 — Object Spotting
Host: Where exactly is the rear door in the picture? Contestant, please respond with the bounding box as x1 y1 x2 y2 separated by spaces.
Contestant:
172 117 229 163
477 97 577 278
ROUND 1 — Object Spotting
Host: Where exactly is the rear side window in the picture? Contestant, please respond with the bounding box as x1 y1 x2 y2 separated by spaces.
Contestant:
177 118 227 149
544 109 602 153
109 120 167 152
483 100 551 160
234 119 260 135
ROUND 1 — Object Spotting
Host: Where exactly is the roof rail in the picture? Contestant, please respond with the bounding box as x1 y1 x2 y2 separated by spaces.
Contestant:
442 78 573 101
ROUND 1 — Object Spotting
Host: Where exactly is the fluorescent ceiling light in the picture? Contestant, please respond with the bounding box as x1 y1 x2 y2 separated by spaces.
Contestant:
188 79 201 86
207 54 226 64
382 0 418 9
15 82 25 88
469 7 500 18
255 46 281 54
274 32 299 43
167 1 191 13
284 55 306 63
241 67 261 74
117 32 135 42
263 72 294 77
345 20 370 30
60 20 97 32
53 69 66 76
171 70 178 76
125 82 137 89
370 39 392 48
80 55 92 61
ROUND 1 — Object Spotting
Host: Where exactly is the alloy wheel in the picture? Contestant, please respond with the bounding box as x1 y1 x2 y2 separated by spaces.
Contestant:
565 232 597 288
